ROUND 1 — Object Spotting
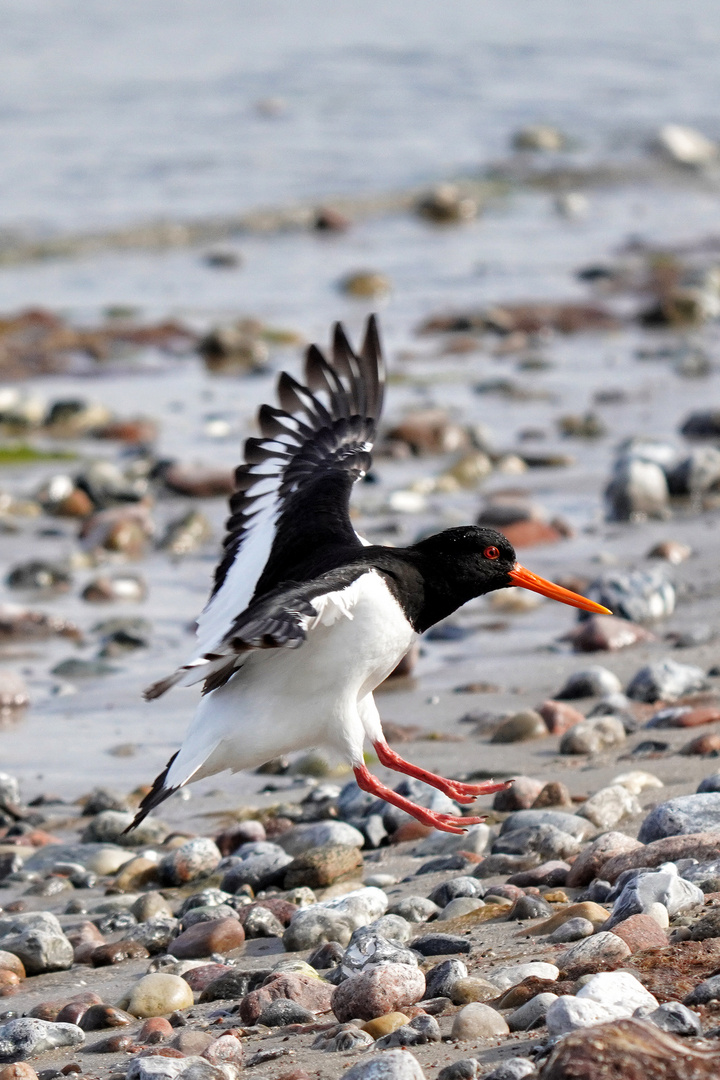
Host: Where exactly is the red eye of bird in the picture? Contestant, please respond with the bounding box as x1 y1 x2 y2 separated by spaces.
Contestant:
484 545 500 560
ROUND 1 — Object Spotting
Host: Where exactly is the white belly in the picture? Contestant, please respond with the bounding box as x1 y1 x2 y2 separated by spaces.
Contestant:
167 570 415 787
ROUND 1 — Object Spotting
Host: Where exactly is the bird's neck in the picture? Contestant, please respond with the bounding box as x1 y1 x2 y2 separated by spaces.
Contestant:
373 549 477 633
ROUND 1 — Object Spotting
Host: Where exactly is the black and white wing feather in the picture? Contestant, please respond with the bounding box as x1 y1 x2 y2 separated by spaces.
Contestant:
145 315 384 700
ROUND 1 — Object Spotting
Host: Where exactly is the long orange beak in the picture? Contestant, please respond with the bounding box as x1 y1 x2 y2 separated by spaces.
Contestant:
508 563 611 614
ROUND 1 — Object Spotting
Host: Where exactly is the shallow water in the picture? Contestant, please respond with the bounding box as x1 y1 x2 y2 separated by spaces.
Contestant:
1 0 720 233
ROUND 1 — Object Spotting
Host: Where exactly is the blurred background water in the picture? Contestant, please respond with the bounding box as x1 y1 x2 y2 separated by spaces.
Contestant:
1 0 719 233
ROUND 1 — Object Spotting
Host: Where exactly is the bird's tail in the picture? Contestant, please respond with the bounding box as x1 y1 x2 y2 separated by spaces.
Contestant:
124 750 179 832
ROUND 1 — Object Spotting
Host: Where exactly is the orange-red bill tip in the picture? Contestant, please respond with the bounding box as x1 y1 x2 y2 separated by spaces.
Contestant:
508 563 612 615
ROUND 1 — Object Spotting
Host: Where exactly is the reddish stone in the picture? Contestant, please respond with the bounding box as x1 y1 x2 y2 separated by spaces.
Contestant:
90 1033 135 1054
239 973 333 1025
627 939 720 1002
567 832 644 887
80 1004 135 1031
138 1048 185 1059
331 964 426 1023
0 1065 39 1080
169 917 245 959
202 1035 243 1067
502 520 564 548
215 820 266 855
565 615 655 653
541 1017 720 1079
0 972 19 991
671 706 720 728
611 914 668 953
162 464 235 498
539 700 584 735
680 734 720 756
0 954 24 980
236 899 298 928
485 883 525 902
56 1002 93 1025
181 964 231 992
137 1017 173 1045
93 418 159 444
390 821 433 843
600 833 720 883
91 941 150 966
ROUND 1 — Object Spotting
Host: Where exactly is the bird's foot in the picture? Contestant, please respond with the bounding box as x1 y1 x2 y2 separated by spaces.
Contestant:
373 740 512 805
353 763 481 835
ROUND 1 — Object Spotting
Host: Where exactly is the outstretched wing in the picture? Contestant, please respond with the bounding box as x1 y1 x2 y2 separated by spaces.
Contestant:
146 315 384 699
144 561 374 701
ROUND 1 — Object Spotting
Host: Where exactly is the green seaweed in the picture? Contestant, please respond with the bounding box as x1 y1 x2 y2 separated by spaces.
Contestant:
0 443 77 465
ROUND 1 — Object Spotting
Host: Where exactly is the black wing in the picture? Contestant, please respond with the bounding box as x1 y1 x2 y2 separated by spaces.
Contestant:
147 316 384 698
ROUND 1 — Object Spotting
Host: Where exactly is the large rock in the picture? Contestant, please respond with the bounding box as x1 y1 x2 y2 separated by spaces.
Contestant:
605 459 670 522
600 832 720 882
546 972 657 1034
604 868 703 929
540 1017 720 1080
577 785 641 830
239 972 333 1024
342 1050 427 1080
566 832 642 887
638 794 720 843
557 932 631 977
0 915 73 975
0 1019 84 1063
586 570 675 623
331 962 425 1022
560 715 626 755
276 822 364 856
626 660 707 703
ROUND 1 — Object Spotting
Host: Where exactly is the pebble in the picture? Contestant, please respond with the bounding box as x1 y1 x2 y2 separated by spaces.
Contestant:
490 711 547 743
257 999 315 1026
627 660 707 702
566 614 655 652
547 917 595 943
605 457 670 522
361 1012 410 1039
157 839 221 886
499 809 591 841
331 962 426 1022
240 972 333 1024
639 794 720 843
612 769 664 795
493 824 580 861
588 569 675 623
484 1061 536 1080
411 933 471 956
577 784 641 829
81 810 167 846
555 666 622 699
277 821 364 855
538 701 584 735
507 991 558 1031
600 831 720 881
657 123 718 166
438 898 485 921
531 781 574 808
451 1003 509 1040
168 917 245 959
507 860 570 887
611 913 669 951
541 1017 720 1079
604 867 703 928
560 715 626 755
0 1019 84 1063
0 925 73 975
388 896 439 923
137 1018 173 1045
127 974 194 1018
449 977 500 1005
341 929 419 975
546 971 658 1033
424 959 468 999
643 1001 702 1037
487 964 559 992
508 895 552 920
342 1050 427 1080
283 844 363 888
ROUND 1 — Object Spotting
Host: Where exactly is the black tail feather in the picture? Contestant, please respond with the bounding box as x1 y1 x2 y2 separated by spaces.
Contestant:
124 751 179 832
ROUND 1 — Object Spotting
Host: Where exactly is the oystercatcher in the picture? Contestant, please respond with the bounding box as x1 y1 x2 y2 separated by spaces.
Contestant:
131 316 608 834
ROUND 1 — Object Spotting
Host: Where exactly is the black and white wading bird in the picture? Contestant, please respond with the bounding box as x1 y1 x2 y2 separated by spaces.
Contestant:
132 316 609 834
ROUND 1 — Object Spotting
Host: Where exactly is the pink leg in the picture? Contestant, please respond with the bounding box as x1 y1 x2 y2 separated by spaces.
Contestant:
373 739 512 805
354 763 483 835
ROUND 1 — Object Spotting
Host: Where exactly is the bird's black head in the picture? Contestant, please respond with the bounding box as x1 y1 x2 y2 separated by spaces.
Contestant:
413 525 518 597
408 525 610 632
